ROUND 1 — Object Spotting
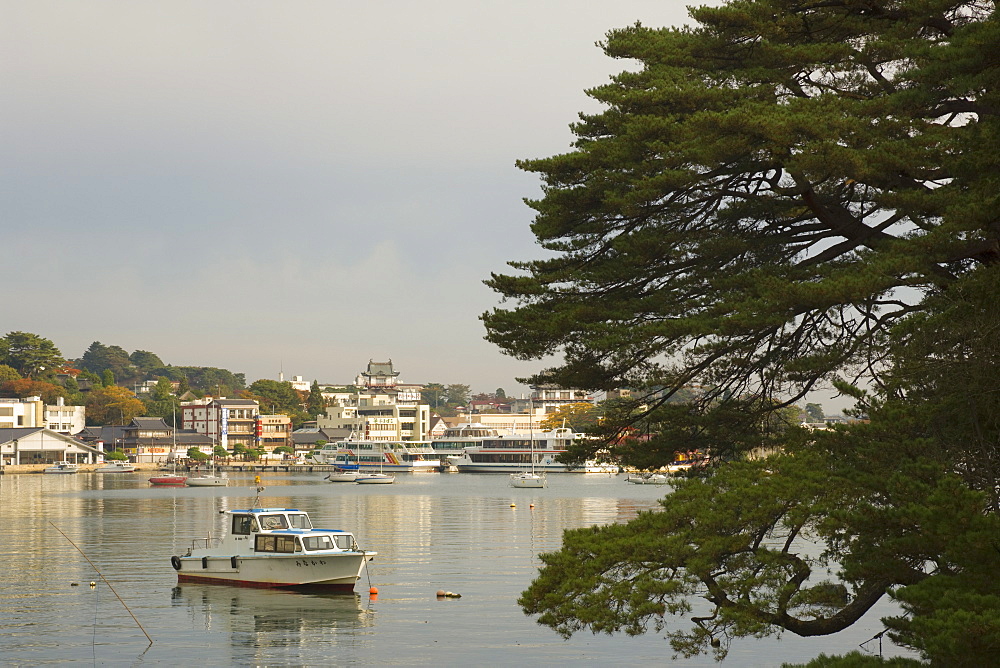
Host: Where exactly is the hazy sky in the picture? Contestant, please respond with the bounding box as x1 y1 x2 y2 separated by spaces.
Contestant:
4 1 712 396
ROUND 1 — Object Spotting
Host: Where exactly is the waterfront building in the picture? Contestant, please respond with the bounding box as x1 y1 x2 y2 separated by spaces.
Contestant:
180 398 292 453
509 385 596 415
0 427 102 466
0 396 86 435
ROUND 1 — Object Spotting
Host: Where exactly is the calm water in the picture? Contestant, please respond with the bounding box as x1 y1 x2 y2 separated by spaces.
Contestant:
0 472 912 666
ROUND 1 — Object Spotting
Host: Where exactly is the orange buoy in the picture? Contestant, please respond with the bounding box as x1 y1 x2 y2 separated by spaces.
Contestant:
369 586 379 595
529 504 534 508
436 589 447 597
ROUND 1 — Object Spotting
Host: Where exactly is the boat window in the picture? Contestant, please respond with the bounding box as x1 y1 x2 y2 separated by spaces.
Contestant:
288 514 311 530
259 514 288 530
255 535 297 553
333 535 354 550
301 535 334 551
232 515 253 535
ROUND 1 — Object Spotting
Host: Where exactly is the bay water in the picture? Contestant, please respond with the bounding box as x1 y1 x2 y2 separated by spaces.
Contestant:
0 471 911 666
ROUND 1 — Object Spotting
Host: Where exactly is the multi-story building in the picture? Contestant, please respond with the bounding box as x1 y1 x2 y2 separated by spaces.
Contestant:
181 398 291 452
0 396 86 434
316 391 431 441
509 386 596 415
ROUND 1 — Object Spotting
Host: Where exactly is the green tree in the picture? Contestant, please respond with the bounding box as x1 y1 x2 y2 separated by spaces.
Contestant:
445 384 471 406
0 332 64 378
187 447 209 463
804 403 825 423
482 0 1000 459
0 364 21 382
421 383 447 409
483 0 1000 662
495 387 506 399
213 445 228 459
79 342 135 382
129 350 164 373
307 380 325 418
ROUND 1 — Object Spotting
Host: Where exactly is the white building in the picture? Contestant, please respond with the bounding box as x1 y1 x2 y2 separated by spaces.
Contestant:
317 391 431 441
0 396 86 435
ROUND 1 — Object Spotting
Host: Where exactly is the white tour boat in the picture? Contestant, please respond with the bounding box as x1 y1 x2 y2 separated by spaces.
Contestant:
313 437 441 473
170 503 376 591
430 423 501 470
450 427 615 474
44 461 80 474
95 461 136 473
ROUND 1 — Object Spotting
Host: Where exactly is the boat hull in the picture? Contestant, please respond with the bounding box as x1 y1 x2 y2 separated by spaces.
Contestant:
150 475 187 485
186 476 229 487
510 473 547 488
175 552 372 591
355 475 394 484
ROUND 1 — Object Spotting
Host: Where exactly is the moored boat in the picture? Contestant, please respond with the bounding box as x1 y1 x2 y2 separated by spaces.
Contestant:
95 461 136 473
509 471 547 488
314 438 441 473
625 473 670 484
355 473 395 484
170 505 376 590
44 461 80 474
186 474 229 487
450 427 615 474
324 470 359 483
149 473 188 485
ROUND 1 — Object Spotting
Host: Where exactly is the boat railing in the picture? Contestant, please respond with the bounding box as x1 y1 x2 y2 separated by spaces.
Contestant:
190 537 223 550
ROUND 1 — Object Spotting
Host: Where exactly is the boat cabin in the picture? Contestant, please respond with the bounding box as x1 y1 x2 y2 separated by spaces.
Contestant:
212 508 358 556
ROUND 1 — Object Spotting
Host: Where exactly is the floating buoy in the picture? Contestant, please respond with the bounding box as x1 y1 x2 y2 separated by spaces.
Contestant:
436 589 447 597
510 503 516 508
71 582 79 587
446 591 462 598
369 586 378 595
90 582 96 587
529 504 534 508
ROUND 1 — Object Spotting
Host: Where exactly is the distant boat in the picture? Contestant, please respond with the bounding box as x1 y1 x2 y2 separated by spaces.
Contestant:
44 461 80 474
451 427 614 474
186 457 228 487
324 470 359 483
151 412 187 485
625 473 670 485
510 406 547 488
355 473 394 484
95 461 136 473
313 436 440 473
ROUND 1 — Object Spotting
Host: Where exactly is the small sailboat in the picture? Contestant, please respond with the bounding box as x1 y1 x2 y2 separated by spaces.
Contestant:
510 401 547 488
151 413 187 485
186 454 228 487
325 470 359 483
355 456 394 484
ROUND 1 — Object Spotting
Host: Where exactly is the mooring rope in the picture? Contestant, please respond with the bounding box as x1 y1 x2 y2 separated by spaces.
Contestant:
49 521 153 646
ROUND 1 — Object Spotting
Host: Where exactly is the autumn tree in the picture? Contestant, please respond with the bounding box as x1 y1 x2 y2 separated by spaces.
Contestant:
539 402 601 431
0 378 66 404
86 385 144 425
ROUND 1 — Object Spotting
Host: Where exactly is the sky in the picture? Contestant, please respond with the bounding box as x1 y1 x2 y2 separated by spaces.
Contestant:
2 2 850 411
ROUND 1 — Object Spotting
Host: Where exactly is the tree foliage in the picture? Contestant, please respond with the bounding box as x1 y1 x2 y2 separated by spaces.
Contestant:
487 0 1000 662
0 331 64 378
482 0 1000 446
85 385 145 425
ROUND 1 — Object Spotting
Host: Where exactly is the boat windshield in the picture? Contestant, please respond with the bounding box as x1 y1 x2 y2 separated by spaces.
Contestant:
301 535 334 551
301 534 355 551
288 513 311 529
259 514 288 530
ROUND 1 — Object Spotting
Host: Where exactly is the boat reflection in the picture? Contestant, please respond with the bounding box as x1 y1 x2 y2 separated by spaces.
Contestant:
171 583 375 638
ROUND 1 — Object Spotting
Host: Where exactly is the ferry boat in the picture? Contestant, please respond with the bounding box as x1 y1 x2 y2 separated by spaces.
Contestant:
312 438 441 473
170 505 376 591
449 427 615 474
431 423 500 469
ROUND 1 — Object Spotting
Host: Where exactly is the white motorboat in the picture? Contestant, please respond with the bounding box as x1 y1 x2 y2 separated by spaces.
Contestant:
44 461 80 474
170 503 377 591
625 473 670 485
95 461 136 473
355 473 395 484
